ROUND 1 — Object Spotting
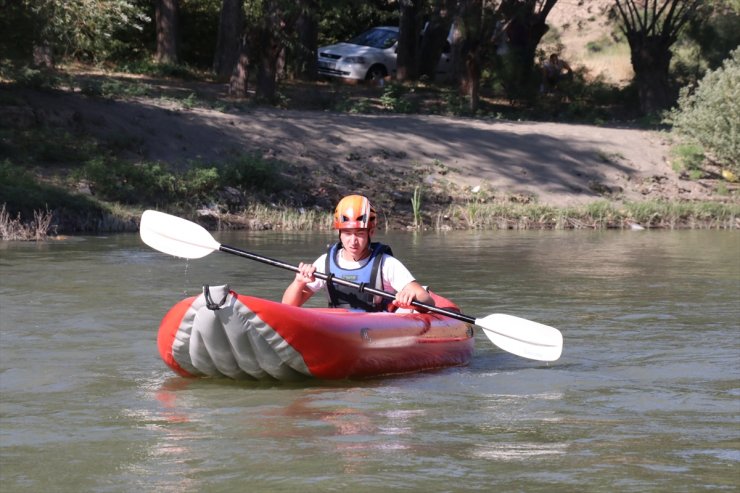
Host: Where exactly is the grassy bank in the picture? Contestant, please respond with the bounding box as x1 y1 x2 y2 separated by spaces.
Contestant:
187 199 740 232
1 69 737 240
5 194 737 240
1 116 737 239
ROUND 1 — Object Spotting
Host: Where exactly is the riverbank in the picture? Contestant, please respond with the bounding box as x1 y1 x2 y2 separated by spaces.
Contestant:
1 71 738 236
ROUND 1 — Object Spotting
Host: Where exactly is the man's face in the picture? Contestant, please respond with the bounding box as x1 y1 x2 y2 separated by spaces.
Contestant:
339 227 373 260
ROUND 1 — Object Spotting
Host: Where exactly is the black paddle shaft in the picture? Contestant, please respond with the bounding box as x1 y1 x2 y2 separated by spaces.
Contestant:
218 244 476 325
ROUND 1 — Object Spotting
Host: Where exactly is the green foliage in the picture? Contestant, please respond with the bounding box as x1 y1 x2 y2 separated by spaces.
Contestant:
623 200 739 228
0 126 100 167
183 166 221 197
88 79 151 98
220 153 286 193
379 84 415 113
449 196 739 230
75 152 287 206
7 0 151 63
78 158 178 204
5 66 65 90
666 47 740 172
178 0 221 66
0 2 37 60
672 1 740 90
317 0 399 47
441 89 470 117
0 160 104 220
347 98 373 114
683 1 740 72
112 59 204 79
493 51 539 101
670 143 705 173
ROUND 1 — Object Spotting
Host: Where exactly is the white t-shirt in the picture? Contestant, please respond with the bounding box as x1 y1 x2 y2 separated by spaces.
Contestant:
305 249 416 299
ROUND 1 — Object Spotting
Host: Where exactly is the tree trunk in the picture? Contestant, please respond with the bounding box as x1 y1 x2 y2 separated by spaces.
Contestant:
628 34 674 113
294 0 318 80
418 0 455 80
613 0 700 115
456 0 483 112
229 35 250 98
397 0 422 81
462 50 481 112
254 26 282 103
214 0 244 77
32 44 54 68
499 0 557 99
256 58 278 103
155 0 179 64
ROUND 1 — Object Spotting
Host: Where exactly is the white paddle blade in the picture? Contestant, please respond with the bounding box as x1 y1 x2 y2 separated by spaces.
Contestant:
139 210 221 259
476 314 563 362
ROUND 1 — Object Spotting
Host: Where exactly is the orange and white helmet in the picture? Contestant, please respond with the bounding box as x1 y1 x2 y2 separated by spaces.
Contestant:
333 195 377 230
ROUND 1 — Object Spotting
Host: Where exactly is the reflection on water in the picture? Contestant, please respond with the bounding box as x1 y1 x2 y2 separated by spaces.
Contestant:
1 230 738 492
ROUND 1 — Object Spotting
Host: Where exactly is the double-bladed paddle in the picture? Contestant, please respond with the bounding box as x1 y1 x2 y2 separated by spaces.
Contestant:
139 210 563 362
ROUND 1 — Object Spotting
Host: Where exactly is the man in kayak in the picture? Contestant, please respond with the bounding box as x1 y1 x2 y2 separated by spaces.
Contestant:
282 194 435 311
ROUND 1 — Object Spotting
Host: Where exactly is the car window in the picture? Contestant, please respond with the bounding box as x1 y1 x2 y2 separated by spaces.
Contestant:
348 28 398 49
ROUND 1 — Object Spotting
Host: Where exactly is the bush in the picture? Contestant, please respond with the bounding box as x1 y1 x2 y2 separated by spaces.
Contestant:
221 153 286 193
77 153 287 206
0 160 105 224
671 143 705 174
666 47 740 173
380 84 415 113
78 158 179 205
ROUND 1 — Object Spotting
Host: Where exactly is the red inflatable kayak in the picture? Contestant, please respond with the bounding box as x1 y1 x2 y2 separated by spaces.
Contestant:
157 285 475 380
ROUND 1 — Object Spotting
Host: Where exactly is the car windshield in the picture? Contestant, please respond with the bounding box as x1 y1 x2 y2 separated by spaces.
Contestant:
348 28 397 49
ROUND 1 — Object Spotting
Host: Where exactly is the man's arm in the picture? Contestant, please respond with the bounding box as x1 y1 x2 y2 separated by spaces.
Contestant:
282 262 317 306
395 280 435 308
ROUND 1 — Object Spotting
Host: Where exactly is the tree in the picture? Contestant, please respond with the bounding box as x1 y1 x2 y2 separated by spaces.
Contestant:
155 0 180 64
229 0 299 103
293 0 319 80
396 0 423 81
229 34 251 97
453 0 484 110
443 0 559 111
0 0 150 67
418 0 456 80
683 0 740 73
214 0 244 77
498 0 558 99
613 0 700 114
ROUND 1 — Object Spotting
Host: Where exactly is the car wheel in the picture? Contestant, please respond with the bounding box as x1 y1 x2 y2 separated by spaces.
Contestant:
365 65 387 83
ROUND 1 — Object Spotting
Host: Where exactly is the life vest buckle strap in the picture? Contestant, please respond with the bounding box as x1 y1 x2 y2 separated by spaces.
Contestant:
325 273 339 308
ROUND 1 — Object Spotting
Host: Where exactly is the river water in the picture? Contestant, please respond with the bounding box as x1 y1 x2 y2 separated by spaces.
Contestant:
1 230 738 492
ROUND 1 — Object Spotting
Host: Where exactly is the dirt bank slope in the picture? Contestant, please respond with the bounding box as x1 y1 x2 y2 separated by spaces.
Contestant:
10 88 725 215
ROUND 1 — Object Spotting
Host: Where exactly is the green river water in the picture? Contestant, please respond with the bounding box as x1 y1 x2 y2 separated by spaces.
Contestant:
1 229 738 492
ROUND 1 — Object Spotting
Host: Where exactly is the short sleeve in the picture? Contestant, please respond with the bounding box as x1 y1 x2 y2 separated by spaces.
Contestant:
305 254 328 292
380 255 416 293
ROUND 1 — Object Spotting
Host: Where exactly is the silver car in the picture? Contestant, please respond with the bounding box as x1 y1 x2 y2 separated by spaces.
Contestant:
317 26 454 82
317 27 400 81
